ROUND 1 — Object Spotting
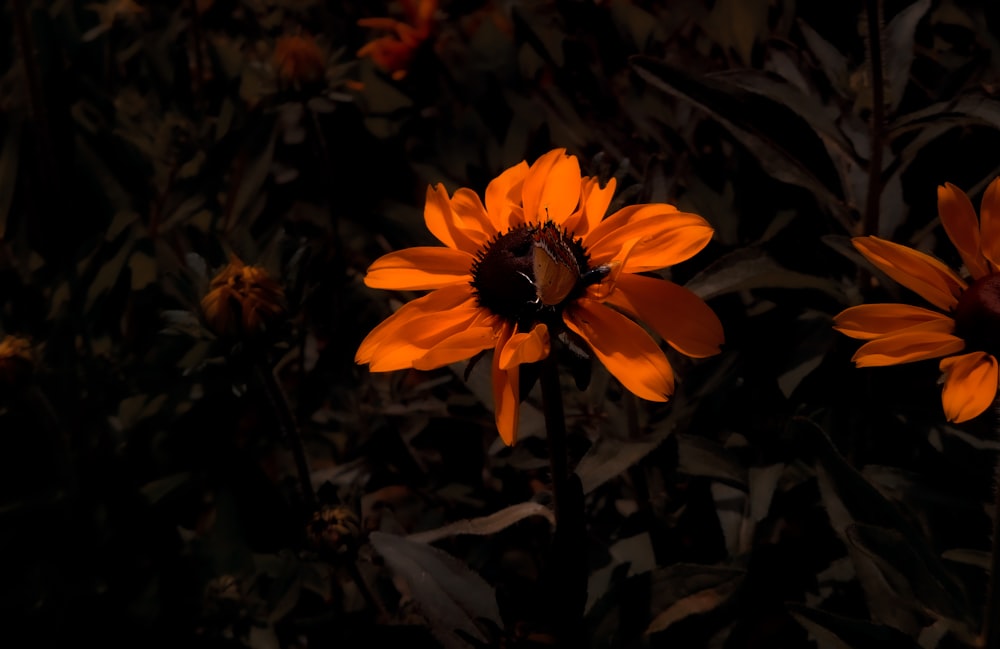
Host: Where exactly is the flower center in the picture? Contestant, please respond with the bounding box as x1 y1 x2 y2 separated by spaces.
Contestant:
470 221 608 326
954 273 1000 357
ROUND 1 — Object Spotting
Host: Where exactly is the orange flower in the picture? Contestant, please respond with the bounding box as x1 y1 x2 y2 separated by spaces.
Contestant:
356 149 725 445
0 335 36 386
201 255 285 338
273 34 326 85
357 0 437 80
834 178 1000 423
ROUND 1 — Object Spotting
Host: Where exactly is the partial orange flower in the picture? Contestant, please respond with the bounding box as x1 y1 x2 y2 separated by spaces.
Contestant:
201 255 286 338
0 335 36 387
834 178 1000 423
357 0 437 80
356 149 725 445
273 33 326 85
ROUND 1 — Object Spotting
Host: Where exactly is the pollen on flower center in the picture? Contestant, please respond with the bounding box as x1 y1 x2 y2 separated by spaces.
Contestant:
469 221 607 325
954 273 1000 356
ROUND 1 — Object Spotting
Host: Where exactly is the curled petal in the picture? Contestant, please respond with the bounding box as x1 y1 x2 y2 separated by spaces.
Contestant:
498 324 550 370
852 236 966 311
364 247 474 290
424 184 490 253
413 326 498 370
485 160 529 231
492 323 520 446
938 183 989 278
587 207 713 272
833 303 954 340
564 299 675 401
980 177 1000 271
940 351 999 423
850 330 965 367
563 176 616 238
605 274 724 358
520 149 582 225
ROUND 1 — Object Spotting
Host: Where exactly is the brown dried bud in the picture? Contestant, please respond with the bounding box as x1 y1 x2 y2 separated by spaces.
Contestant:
273 34 326 85
0 335 36 387
201 255 285 338
307 505 362 557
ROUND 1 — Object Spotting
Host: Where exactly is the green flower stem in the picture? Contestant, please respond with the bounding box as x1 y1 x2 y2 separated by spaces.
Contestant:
253 355 317 508
984 394 1000 649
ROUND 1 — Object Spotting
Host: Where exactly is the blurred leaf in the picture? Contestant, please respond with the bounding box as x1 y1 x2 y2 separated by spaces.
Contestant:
677 434 747 489
140 472 191 504
941 548 990 570
369 531 502 648
884 0 932 112
797 19 849 96
647 564 744 629
0 126 20 238
685 247 848 302
576 421 673 494
645 569 740 635
701 0 769 63
788 602 922 649
406 502 555 544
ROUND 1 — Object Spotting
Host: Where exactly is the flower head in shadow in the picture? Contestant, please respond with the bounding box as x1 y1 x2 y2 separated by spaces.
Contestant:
273 33 327 86
201 255 286 339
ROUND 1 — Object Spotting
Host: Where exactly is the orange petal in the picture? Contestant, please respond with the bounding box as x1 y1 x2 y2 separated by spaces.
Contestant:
604 274 724 358
832 303 954 340
520 149 582 225
492 323 520 445
938 183 989 279
850 330 965 367
423 184 489 253
564 299 675 401
485 160 529 231
451 187 499 238
587 207 713 272
940 351 998 422
979 177 1000 272
412 326 498 370
852 236 966 312
364 247 474 290
498 324 550 370
563 176 616 238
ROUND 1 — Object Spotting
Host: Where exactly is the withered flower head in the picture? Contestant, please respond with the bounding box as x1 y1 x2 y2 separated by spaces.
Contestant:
201 255 285 338
307 505 362 557
273 33 326 85
0 335 36 387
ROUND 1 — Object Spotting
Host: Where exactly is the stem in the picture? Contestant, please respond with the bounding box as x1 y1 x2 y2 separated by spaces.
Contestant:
983 394 1000 649
254 354 317 508
346 560 390 622
539 354 570 522
862 0 885 238
11 0 57 190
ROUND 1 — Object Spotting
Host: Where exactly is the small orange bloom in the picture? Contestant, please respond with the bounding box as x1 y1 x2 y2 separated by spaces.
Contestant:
273 34 326 85
201 255 285 338
0 335 36 386
357 0 437 80
834 178 1000 422
356 149 724 445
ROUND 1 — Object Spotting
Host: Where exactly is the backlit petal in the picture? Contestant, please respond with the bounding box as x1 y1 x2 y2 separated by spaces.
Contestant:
564 299 675 401
940 351 998 422
979 177 1000 271
485 160 529 231
521 149 582 225
852 236 966 311
424 184 488 253
851 330 965 367
492 323 520 445
832 303 954 340
587 207 713 272
938 183 989 278
364 247 474 290
605 274 724 358
563 176 616 238
498 324 550 370
413 326 498 370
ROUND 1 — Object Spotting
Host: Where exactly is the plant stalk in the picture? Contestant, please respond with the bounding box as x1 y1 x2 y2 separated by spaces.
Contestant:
983 394 1000 649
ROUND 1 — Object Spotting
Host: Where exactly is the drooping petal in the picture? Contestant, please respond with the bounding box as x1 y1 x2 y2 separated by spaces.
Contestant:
520 149 582 225
562 176 616 238
492 323 520 446
412 326 499 370
424 184 490 253
564 299 675 401
940 351 998 422
852 236 967 312
979 177 1000 271
938 183 989 279
485 160 529 231
498 324 550 370
832 303 955 340
850 329 965 367
587 207 714 272
604 274 724 358
364 247 474 290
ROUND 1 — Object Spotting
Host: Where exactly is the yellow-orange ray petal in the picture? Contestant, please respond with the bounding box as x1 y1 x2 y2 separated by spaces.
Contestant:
850 330 965 367
940 351 998 422
498 324 550 370
832 303 954 340
485 160 529 231
564 299 675 401
450 187 498 238
852 236 966 312
492 323 520 445
587 208 713 272
605 274 724 358
979 177 1000 271
355 284 478 368
364 247 474 290
938 183 989 279
562 176 616 238
412 326 499 370
520 149 581 225
424 184 489 253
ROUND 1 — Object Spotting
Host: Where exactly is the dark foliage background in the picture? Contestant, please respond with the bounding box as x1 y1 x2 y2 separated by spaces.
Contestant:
4 0 1000 647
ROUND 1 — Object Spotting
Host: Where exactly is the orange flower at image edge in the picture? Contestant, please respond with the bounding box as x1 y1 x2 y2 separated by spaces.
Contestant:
357 0 437 80
834 178 1000 423
356 149 725 445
